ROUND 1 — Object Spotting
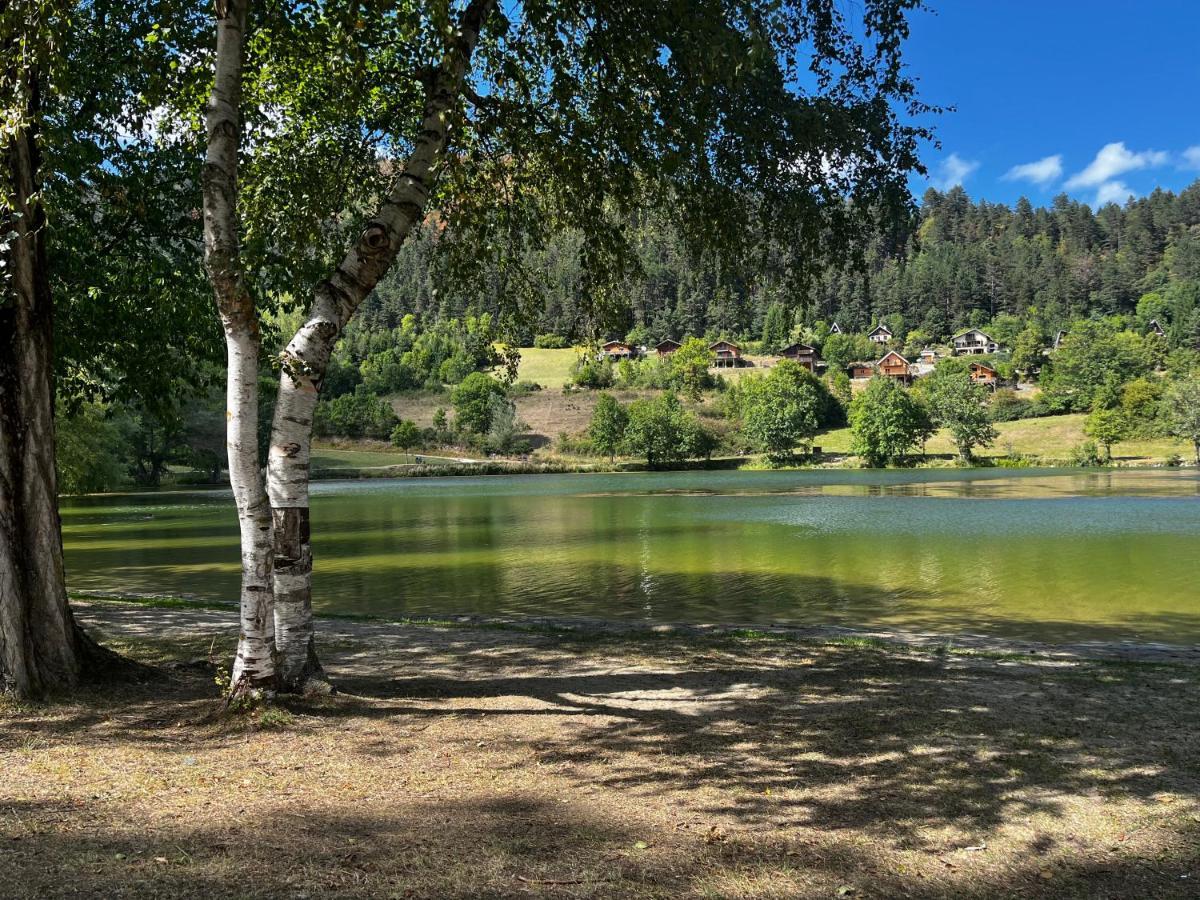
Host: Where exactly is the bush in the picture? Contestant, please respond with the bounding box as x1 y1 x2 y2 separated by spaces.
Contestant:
533 333 568 349
451 372 507 434
1070 440 1104 467
314 389 398 439
569 353 615 389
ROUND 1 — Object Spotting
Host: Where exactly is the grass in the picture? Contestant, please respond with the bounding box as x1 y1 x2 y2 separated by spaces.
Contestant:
5 600 1200 899
309 446 468 469
816 412 1190 463
513 346 580 389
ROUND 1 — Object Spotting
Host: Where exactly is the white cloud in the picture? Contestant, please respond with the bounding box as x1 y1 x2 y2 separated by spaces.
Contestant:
1182 146 1200 170
1003 154 1063 186
1065 142 1168 189
932 153 979 190
1094 181 1135 207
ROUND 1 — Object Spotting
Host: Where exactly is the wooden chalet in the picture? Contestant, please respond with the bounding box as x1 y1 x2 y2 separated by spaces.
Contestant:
847 360 875 379
969 362 999 387
779 342 822 372
601 340 636 360
654 339 682 356
868 323 893 344
829 322 843 334
709 340 743 368
918 348 939 364
877 350 912 384
951 328 999 355
1148 319 1166 338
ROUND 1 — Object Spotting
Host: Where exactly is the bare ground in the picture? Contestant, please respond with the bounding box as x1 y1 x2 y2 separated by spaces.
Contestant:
3 601 1198 899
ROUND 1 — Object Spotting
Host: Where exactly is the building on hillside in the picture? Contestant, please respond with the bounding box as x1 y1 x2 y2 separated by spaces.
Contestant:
1148 319 1166 338
602 340 636 360
654 339 682 356
709 340 743 368
877 350 912 384
918 348 939 364
779 343 823 372
969 362 999 388
847 360 875 380
829 321 843 334
868 323 893 344
951 328 999 355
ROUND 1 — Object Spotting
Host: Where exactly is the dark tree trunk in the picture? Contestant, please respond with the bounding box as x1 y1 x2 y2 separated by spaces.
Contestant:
0 67 92 700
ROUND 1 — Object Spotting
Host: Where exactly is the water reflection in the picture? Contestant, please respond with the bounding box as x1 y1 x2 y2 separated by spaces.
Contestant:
60 469 1200 644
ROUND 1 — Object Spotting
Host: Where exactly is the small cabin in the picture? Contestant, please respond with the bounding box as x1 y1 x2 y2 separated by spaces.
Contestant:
709 340 742 368
877 350 912 384
779 342 820 371
829 321 843 334
868 323 893 344
1148 319 1166 338
654 339 682 357
918 348 939 364
847 360 875 380
951 328 999 355
969 362 999 387
602 340 635 360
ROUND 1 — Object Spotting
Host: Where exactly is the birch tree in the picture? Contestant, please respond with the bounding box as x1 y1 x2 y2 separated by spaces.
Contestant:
196 0 934 691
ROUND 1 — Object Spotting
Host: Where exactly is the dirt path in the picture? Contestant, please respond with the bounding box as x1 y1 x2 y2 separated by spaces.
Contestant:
3 601 1199 899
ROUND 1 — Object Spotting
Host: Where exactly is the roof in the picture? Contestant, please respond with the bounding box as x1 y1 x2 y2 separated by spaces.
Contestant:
829 322 842 333
709 340 740 351
970 362 998 375
952 328 993 342
654 339 681 349
868 323 892 336
779 343 816 355
877 350 910 367
602 340 629 349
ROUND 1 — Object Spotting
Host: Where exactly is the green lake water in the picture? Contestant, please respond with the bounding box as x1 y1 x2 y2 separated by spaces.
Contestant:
61 468 1200 645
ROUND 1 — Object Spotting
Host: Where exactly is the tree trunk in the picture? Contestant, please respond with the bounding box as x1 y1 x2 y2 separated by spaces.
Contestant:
0 71 88 699
201 0 276 693
267 0 495 692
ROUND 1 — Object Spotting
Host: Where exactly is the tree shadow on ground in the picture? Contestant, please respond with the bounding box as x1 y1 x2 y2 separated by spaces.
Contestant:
6 613 1200 898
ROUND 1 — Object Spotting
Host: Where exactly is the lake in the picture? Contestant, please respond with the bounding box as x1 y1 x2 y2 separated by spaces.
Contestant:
61 468 1200 645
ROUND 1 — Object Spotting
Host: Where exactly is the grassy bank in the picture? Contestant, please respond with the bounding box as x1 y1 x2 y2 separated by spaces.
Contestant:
5 599 1198 899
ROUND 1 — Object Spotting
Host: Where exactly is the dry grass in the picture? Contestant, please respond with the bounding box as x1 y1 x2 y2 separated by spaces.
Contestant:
3 601 1198 899
817 413 1190 463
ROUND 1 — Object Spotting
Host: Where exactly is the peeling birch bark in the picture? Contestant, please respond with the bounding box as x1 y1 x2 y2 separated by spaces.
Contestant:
201 0 276 692
267 0 495 692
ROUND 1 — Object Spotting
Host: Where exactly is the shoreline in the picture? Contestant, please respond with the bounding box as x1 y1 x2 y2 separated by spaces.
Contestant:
72 592 1200 666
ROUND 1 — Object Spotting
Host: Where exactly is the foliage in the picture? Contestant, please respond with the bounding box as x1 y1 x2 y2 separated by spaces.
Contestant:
739 361 826 462
821 332 878 371
1164 376 1200 464
588 393 629 461
849 377 927 467
390 420 422 455
54 400 127 494
760 302 790 353
1070 440 1104 467
533 333 567 349
1040 319 1160 411
669 337 716 400
569 352 615 389
483 394 526 453
622 392 711 469
1084 407 1127 460
926 374 998 461
451 372 506 434
314 389 397 439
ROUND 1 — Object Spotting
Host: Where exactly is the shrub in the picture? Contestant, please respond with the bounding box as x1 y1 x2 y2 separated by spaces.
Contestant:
533 333 568 349
451 372 506 434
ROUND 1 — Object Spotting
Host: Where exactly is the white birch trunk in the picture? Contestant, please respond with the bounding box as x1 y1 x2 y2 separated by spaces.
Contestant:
267 0 495 692
201 0 276 692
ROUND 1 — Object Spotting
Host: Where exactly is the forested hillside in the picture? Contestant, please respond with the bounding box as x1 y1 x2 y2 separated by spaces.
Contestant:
361 182 1200 346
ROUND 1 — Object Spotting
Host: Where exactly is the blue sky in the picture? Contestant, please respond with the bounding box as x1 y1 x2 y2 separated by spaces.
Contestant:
902 1 1200 207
